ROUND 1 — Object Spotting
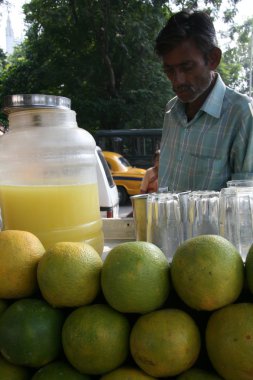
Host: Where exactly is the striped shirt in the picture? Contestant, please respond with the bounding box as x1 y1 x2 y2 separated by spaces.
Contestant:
158 74 253 191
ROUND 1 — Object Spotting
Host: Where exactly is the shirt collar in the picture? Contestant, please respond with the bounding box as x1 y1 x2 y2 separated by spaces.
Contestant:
200 73 226 118
171 73 226 119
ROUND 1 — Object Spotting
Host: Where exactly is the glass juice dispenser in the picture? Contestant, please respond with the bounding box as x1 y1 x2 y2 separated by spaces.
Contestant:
0 94 104 254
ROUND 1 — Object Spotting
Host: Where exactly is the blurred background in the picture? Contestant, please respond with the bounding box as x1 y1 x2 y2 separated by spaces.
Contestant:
0 0 252 135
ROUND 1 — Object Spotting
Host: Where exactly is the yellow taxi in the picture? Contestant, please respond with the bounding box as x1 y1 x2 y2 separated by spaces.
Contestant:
102 151 146 205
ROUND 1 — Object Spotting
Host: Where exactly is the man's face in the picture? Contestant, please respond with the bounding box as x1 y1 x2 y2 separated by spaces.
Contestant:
162 39 214 103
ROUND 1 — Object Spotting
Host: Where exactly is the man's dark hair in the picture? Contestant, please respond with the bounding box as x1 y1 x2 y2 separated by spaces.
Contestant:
155 11 219 60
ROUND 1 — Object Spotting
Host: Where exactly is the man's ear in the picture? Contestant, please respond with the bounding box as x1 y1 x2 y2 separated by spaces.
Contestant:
208 47 222 70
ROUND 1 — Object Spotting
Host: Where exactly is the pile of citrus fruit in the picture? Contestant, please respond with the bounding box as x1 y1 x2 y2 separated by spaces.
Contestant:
0 229 253 379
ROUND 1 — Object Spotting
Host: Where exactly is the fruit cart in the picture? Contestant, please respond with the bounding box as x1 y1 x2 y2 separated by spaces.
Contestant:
102 217 135 260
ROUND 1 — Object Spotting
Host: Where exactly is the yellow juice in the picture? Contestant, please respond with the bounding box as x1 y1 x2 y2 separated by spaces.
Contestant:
0 184 104 254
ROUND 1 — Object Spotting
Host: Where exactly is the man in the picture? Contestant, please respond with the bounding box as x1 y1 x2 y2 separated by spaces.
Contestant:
140 149 160 194
155 10 253 191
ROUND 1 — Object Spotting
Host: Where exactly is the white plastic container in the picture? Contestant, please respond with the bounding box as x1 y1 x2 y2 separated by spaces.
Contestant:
0 94 104 254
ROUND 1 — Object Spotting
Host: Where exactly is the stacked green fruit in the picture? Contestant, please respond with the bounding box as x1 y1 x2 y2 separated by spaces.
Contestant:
0 231 253 380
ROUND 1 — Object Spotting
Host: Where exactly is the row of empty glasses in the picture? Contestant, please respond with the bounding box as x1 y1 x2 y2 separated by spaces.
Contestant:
131 180 253 262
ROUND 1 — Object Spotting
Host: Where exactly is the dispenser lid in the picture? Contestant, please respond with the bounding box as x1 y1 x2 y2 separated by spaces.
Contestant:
3 94 71 114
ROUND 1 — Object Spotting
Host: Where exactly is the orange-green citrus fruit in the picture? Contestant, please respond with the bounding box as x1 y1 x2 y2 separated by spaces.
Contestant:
62 303 130 375
171 235 244 310
0 298 64 368
0 354 31 380
37 241 103 307
101 241 170 314
206 303 253 380
100 365 157 379
177 367 223 379
31 360 91 379
130 308 201 378
0 230 45 299
245 244 253 294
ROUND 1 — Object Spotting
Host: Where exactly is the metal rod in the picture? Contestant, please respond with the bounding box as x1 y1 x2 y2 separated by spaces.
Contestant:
249 26 253 98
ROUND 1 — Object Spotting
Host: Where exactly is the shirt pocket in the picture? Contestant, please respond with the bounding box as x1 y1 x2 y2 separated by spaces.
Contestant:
187 152 224 177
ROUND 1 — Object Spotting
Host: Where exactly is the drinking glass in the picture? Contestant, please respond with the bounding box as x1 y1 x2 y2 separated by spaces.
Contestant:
187 191 220 238
146 192 183 261
219 187 239 251
178 190 191 241
131 194 148 241
219 186 253 261
227 179 253 188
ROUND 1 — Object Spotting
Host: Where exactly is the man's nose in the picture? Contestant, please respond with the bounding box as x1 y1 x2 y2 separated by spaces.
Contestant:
171 70 186 86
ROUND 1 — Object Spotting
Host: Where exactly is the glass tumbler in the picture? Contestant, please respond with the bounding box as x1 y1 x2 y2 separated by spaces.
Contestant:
146 192 183 261
219 186 253 261
227 179 253 188
131 194 148 241
187 191 220 238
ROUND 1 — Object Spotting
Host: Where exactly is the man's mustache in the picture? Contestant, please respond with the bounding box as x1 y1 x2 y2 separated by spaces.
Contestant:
173 85 192 93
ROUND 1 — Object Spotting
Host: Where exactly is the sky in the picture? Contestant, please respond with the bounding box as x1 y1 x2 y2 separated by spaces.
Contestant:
0 0 27 51
0 0 252 52
214 0 253 37
217 0 253 23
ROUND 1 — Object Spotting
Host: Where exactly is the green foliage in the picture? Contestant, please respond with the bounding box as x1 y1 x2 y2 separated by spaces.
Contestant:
0 0 173 131
218 52 243 89
220 17 253 94
0 0 243 132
